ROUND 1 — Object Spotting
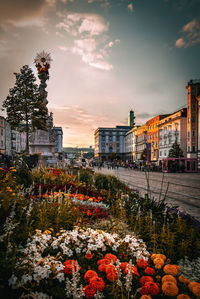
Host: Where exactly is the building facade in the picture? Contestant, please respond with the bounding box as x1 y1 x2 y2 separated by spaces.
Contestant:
136 124 147 161
0 116 6 154
159 108 187 160
186 80 200 169
95 126 132 161
125 126 140 161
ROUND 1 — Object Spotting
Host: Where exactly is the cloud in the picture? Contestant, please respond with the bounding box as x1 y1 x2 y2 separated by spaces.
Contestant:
127 3 134 13
175 19 200 48
56 13 109 37
7 18 46 28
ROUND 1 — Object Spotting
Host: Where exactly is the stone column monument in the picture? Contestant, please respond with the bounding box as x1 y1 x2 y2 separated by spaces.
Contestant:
29 51 56 166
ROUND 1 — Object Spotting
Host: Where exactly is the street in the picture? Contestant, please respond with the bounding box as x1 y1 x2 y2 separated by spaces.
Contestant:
95 167 200 221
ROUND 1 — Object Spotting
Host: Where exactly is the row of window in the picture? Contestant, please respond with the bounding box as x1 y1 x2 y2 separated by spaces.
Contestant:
101 136 120 141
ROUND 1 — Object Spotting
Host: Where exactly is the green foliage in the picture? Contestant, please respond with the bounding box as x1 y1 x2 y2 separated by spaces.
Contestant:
168 140 184 158
79 169 93 187
3 65 48 153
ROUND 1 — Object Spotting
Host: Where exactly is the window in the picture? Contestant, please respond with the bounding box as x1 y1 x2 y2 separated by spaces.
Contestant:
1 140 3 147
1 129 3 136
188 132 190 137
192 117 195 123
109 136 112 141
192 146 195 152
160 151 162 156
193 131 195 137
164 150 166 156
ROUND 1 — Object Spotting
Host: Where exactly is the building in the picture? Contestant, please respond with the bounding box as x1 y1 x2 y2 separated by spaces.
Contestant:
128 110 135 127
0 116 6 154
186 80 200 169
63 147 94 159
146 115 169 162
5 121 11 156
125 126 140 161
136 124 147 161
94 126 132 161
54 127 63 153
159 108 187 160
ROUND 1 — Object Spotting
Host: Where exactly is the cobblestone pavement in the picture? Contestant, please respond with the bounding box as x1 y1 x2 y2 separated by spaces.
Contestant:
94 167 200 221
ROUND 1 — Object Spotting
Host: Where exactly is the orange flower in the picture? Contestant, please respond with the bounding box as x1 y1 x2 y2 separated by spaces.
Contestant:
178 276 190 284
89 276 105 292
189 282 200 297
163 265 179 276
83 285 96 298
177 295 191 299
107 271 117 281
140 296 152 299
137 259 149 269
97 258 111 265
151 254 166 262
162 281 179 296
104 253 117 263
84 270 98 283
162 275 177 284
153 258 165 266
139 276 154 286
154 263 162 270
144 267 155 276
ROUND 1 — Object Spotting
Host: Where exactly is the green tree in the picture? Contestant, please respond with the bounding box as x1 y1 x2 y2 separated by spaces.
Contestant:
3 65 48 153
168 140 184 158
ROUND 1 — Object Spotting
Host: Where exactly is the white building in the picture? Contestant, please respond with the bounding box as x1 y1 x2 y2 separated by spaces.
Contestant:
125 126 140 161
94 126 132 161
158 108 187 160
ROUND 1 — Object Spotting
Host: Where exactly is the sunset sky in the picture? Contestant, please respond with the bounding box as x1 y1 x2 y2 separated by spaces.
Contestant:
0 0 200 147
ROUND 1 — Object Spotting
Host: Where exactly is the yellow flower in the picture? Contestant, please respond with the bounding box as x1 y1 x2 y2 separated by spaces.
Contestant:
88 198 93 202
12 193 16 196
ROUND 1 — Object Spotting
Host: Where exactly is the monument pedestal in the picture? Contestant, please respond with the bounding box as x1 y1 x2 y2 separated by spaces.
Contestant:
29 130 57 166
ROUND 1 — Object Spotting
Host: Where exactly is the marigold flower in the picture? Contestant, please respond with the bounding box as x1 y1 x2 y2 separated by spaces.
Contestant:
154 263 162 269
153 258 165 266
161 281 178 296
139 276 154 286
137 259 149 269
97 258 111 265
124 265 140 276
140 295 152 299
162 275 177 284
107 271 117 281
89 276 105 291
104 253 117 263
140 282 159 296
189 282 200 297
163 265 179 276
151 254 166 262
177 295 191 299
178 276 190 284
98 264 106 272
144 267 155 276
84 270 98 283
83 285 96 298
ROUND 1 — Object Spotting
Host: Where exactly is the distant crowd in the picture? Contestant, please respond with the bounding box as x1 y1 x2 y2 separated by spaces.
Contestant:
90 161 162 172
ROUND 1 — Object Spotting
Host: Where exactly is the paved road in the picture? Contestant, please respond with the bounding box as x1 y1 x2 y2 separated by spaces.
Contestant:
94 167 200 221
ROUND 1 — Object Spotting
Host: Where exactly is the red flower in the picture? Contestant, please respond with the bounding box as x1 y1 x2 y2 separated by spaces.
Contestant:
139 276 154 286
145 267 155 276
89 276 105 291
63 260 80 275
97 259 111 265
105 264 117 275
107 271 117 281
137 259 149 269
83 285 96 298
124 265 140 276
140 282 159 296
84 270 98 283
120 262 129 271
85 253 93 260
104 253 117 263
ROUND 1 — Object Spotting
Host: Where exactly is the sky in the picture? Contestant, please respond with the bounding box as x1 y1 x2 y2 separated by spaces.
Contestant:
0 0 200 147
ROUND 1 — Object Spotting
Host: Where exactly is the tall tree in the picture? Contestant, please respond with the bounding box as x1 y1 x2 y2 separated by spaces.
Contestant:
3 65 48 153
168 140 184 158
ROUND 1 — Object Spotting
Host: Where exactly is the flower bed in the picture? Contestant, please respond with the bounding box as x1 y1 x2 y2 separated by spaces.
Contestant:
8 232 200 298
